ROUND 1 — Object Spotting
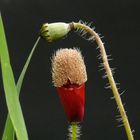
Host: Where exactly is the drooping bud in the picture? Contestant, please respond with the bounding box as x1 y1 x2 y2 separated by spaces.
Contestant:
40 22 71 42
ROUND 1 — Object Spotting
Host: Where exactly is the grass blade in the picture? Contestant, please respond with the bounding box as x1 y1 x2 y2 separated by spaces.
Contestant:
0 13 28 140
16 37 40 93
2 36 40 140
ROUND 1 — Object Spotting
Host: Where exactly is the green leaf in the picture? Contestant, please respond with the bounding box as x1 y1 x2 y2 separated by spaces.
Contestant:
2 36 40 140
0 13 29 140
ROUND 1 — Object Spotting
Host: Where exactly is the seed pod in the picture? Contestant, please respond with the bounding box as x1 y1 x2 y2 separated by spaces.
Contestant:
40 22 71 42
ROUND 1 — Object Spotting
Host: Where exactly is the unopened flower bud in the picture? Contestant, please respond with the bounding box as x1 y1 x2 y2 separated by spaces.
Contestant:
40 22 71 42
51 48 87 123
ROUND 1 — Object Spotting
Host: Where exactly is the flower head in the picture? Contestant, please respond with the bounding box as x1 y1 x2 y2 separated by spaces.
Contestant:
51 48 87 123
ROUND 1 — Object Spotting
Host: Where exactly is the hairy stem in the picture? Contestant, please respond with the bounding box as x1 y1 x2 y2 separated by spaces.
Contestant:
72 123 77 140
73 22 134 140
68 122 80 140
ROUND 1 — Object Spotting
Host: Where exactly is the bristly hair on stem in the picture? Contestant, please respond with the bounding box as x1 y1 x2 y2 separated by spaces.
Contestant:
68 122 81 140
71 21 134 140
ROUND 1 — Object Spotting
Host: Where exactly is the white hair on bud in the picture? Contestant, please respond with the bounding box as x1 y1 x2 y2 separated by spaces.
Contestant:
51 48 87 87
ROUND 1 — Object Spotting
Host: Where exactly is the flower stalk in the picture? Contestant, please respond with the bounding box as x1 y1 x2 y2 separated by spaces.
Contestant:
71 123 77 140
68 122 80 140
72 22 134 140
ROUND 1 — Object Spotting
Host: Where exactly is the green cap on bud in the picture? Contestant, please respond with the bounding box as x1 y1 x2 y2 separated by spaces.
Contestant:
40 22 71 42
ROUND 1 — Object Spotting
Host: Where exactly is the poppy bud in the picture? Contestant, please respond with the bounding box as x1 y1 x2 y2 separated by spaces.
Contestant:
40 22 71 42
51 48 87 123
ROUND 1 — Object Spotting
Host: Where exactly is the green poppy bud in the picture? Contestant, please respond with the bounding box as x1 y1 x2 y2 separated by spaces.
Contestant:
40 22 72 42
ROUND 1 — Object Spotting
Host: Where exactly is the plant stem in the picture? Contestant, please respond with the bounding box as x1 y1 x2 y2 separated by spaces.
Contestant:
69 122 80 140
72 22 134 140
72 123 77 140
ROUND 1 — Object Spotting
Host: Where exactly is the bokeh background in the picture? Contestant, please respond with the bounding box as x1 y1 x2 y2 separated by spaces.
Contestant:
0 0 140 139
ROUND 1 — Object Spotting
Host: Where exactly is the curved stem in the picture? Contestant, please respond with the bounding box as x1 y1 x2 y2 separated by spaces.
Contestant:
73 22 134 140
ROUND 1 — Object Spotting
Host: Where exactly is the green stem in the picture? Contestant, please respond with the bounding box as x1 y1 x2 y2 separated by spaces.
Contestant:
2 36 41 140
73 22 134 140
72 123 77 140
69 122 80 140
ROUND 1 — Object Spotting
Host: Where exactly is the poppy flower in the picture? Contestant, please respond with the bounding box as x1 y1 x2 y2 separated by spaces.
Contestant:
51 48 87 123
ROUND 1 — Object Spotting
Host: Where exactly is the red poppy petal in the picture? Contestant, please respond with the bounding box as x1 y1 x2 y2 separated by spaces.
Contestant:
56 83 85 123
